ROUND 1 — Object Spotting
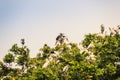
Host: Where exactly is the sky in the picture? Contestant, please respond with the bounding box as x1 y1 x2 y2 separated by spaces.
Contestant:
0 0 120 60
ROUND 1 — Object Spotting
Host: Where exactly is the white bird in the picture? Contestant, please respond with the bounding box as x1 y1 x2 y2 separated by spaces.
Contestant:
87 42 94 51
78 43 84 50
42 51 61 68
86 53 96 62
109 25 120 36
97 33 105 38
42 60 50 68
63 65 69 72
109 27 116 36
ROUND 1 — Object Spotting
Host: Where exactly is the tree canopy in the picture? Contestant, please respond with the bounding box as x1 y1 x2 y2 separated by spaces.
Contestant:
1 25 120 80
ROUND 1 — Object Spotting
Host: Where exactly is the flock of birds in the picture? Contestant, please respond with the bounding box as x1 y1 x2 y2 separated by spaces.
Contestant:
19 24 120 72
2 25 120 79
42 24 120 72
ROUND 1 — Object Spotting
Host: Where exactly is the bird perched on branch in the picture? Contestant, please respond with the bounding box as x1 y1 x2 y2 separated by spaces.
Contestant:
55 33 69 45
97 24 105 38
101 24 105 34
109 25 120 36
63 65 69 72
21 39 25 46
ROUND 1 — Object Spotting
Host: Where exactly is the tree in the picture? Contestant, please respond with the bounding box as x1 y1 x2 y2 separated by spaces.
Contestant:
1 25 120 79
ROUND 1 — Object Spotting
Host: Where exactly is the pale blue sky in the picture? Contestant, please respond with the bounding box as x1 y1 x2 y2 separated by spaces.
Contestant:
0 0 120 60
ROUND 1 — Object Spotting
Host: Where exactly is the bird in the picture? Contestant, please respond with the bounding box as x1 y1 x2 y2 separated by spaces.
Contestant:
101 24 105 34
63 65 69 72
55 33 69 45
21 39 25 45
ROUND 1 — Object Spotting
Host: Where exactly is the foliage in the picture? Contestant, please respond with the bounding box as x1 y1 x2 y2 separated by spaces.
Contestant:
3 53 14 64
1 31 120 80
